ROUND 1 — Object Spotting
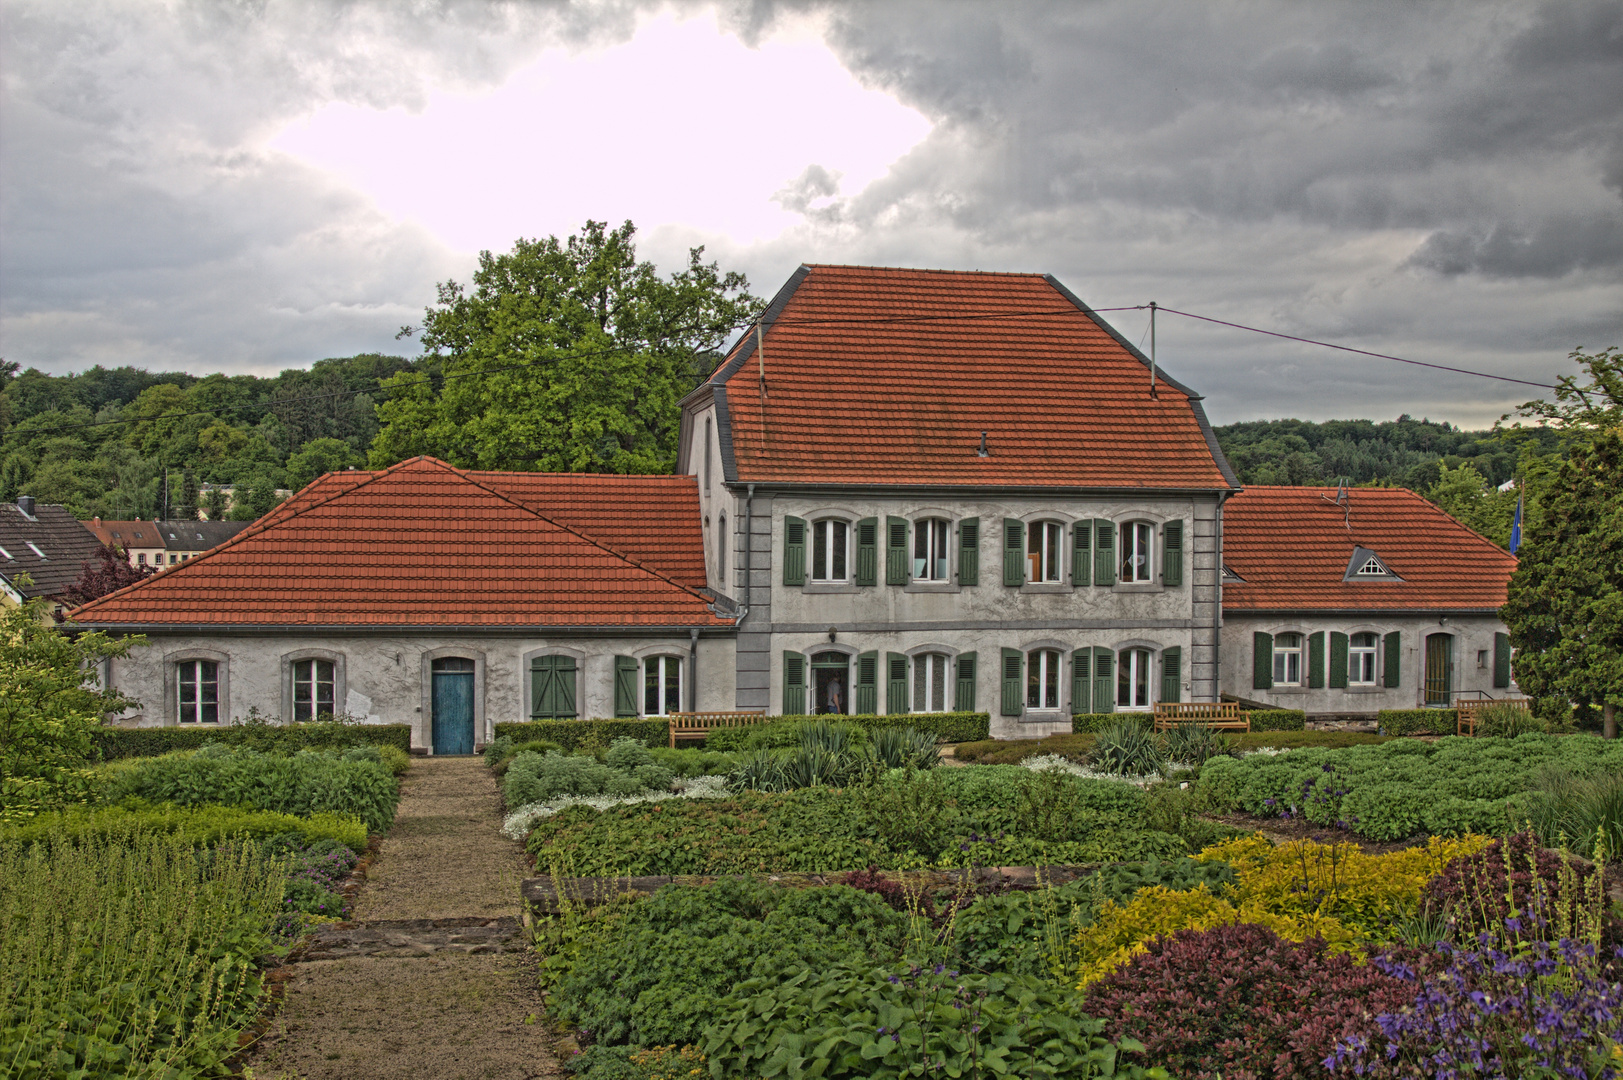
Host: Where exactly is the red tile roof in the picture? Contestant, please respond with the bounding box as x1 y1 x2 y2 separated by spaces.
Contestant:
1222 485 1517 612
66 457 728 629
708 264 1238 489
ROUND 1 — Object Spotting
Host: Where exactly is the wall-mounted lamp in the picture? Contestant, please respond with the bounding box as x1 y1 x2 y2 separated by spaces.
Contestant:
827 626 838 644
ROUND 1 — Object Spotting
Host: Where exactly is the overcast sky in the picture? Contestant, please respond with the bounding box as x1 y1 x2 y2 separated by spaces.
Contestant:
3 1 1619 427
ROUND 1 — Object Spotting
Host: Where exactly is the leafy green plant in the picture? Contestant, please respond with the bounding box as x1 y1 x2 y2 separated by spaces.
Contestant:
1377 709 1457 736
1090 721 1167 776
493 719 669 752
871 726 941 770
504 738 674 807
1476 702 1542 738
1511 767 1623 861
0 802 368 851
1161 723 1232 766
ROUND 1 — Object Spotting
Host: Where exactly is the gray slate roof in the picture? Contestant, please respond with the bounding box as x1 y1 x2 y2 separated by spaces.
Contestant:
0 500 104 600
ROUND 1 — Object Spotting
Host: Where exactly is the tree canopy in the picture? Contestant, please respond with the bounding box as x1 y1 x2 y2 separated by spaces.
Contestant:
369 220 764 474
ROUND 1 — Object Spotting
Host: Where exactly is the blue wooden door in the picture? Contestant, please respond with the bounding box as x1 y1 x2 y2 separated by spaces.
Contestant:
431 660 475 754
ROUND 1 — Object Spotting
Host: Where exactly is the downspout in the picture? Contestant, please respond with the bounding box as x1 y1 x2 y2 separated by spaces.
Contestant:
740 483 755 624
1214 489 1234 702
689 629 699 712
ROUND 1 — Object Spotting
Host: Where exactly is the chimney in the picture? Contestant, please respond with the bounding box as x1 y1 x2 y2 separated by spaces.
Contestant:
17 495 35 518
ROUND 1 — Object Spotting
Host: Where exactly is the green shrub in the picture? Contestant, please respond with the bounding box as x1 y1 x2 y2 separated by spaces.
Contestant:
493 719 668 751
96 748 400 834
93 721 413 760
1072 713 1152 734
504 738 675 807
1377 709 1456 736
0 802 368 851
955 734 1095 764
1248 709 1306 731
1161 724 1232 766
707 713 989 750
1477 702 1542 738
646 746 739 777
1511 767 1623 861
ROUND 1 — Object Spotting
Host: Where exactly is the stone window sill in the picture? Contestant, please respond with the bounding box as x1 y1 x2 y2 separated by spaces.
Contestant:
904 582 960 593
802 583 860 594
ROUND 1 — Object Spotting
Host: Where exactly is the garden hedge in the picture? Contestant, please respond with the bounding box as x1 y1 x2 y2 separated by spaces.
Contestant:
0 803 369 851
94 722 413 760
1249 709 1306 731
1377 709 1457 736
493 718 669 750
702 712 990 750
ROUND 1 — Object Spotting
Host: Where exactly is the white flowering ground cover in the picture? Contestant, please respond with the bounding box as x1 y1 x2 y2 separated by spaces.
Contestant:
500 774 731 840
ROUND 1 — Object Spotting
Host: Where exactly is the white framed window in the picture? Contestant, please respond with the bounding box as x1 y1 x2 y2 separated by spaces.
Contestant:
811 519 849 582
1117 648 1153 708
1349 632 1378 685
292 658 335 721
178 660 219 724
913 519 950 582
1026 522 1062 583
137 552 146 565
644 655 683 716
1119 522 1154 583
1356 556 1388 576
1273 633 1304 686
913 653 950 712
1027 648 1061 710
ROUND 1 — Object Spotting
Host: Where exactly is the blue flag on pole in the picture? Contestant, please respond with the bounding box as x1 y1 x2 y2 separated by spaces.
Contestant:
1510 492 1523 554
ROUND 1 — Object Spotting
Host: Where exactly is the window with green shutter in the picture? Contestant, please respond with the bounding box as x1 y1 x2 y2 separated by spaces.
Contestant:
958 519 979 586
783 516 806 586
854 517 878 586
1000 648 1022 716
1002 520 1025 586
1329 632 1349 689
886 517 909 585
530 655 578 719
1162 521 1184 586
1253 631 1274 690
954 652 977 711
1092 648 1115 714
1072 521 1091 587
886 653 909 713
1493 632 1511 689
856 652 878 714
1308 632 1326 689
613 655 638 717
1160 646 1182 704
1094 521 1116 586
783 651 806 714
1383 632 1402 688
1071 648 1091 714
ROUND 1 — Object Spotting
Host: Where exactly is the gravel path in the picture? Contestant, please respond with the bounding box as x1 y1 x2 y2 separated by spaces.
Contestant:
246 756 563 1080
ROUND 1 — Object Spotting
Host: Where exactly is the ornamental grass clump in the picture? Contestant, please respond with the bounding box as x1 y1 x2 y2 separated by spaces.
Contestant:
1089 721 1167 777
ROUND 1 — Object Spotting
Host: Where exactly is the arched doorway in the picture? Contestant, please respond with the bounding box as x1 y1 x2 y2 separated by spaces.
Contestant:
431 656 476 754
1424 633 1453 708
810 651 850 715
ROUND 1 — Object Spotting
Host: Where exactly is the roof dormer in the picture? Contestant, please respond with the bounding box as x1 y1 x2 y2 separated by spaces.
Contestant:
1344 546 1402 582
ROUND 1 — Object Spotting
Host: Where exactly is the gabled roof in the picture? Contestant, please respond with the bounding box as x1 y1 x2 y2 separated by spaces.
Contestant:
67 457 729 630
701 264 1238 490
84 518 249 551
1221 485 1517 613
0 501 103 600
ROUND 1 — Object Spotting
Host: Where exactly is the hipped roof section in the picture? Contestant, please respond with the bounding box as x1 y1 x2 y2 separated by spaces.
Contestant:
706 264 1239 490
67 457 729 629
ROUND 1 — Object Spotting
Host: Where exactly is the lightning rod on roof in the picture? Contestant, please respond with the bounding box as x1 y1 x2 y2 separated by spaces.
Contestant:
1148 301 1159 399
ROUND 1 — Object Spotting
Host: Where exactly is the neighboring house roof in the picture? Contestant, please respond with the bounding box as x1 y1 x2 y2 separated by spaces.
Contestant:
83 518 249 551
1221 485 1518 613
0 499 104 600
699 264 1239 490
67 457 730 630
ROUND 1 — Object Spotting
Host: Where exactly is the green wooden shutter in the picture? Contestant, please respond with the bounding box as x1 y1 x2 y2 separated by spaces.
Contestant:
1383 632 1401 688
554 655 577 719
1329 632 1349 689
1002 520 1024 586
1072 520 1091 587
1493 632 1511 689
1253 631 1274 690
1160 646 1182 704
1071 649 1091 715
783 651 806 715
614 655 639 717
885 516 909 586
530 656 554 719
886 653 909 714
783 516 806 586
1308 632 1326 689
856 652 878 714
954 652 977 712
854 517 878 586
1000 648 1023 716
1094 521 1116 586
958 519 979 586
1162 521 1184 586
1092 647 1115 714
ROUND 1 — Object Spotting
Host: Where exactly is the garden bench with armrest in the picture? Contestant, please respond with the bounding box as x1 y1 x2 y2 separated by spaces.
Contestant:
1456 698 1533 737
1152 702 1251 733
666 711 767 747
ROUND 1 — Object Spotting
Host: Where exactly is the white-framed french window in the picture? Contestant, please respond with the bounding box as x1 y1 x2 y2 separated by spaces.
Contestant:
913 518 951 582
811 518 850 582
1273 633 1304 686
1026 521 1063 583
1026 648 1062 710
178 659 220 724
1119 521 1155 583
643 655 684 717
1349 632 1379 685
912 652 950 712
292 658 335 721
1117 648 1153 708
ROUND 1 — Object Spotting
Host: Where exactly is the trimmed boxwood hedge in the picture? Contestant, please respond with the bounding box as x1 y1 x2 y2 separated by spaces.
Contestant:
1072 714 1151 734
93 721 413 760
493 718 669 750
703 712 990 750
1249 709 1306 732
1377 709 1457 736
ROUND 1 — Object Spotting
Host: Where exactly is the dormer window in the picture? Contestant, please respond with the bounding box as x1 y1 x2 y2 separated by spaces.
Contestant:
0 546 11 560
1356 557 1386 576
25 542 45 559
1344 546 1402 582
1221 564 1245 583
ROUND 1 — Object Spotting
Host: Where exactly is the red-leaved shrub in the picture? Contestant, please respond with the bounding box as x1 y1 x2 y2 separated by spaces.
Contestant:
840 866 911 912
1081 922 1415 1080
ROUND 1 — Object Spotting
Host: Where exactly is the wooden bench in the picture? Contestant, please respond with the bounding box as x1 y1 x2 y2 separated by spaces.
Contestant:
1456 698 1532 736
1153 702 1251 733
666 711 767 747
